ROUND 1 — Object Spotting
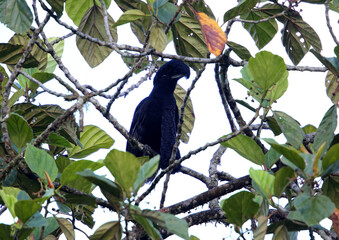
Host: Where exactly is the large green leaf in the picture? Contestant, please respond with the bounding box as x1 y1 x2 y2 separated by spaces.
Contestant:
313 105 337 153
11 103 79 145
66 0 111 26
9 34 48 71
0 187 20 218
7 113 33 152
56 218 75 240
45 37 65 73
113 9 146 27
31 217 59 240
60 160 103 193
226 41 252 61
249 168 275 200
67 125 114 159
221 134 265 165
174 85 195 143
24 144 58 183
282 15 322 65
0 0 33 33
90 221 122 240
273 111 304 149
131 206 162 240
142 209 189 240
248 51 287 91
172 14 209 71
149 23 168 52
0 224 12 239
322 144 339 172
325 71 339 106
76 4 118 68
288 192 335 226
263 138 305 170
274 167 294 197
133 156 159 194
223 0 258 23
104 149 141 197
15 200 40 223
241 9 278 49
76 169 123 200
322 176 339 208
46 0 64 18
0 44 39 68
153 0 180 24
220 191 259 227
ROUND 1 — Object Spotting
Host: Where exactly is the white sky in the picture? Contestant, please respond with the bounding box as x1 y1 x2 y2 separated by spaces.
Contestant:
0 0 338 239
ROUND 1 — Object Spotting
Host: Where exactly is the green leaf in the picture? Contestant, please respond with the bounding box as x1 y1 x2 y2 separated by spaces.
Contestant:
274 167 294 197
248 51 287 91
313 105 337 153
67 125 114 159
172 14 209 71
24 144 58 183
302 124 317 134
48 133 73 148
31 217 59 240
104 149 141 197
226 41 252 61
241 9 278 49
263 138 305 170
90 221 122 240
264 147 281 169
9 34 48 71
28 72 55 93
149 23 168 52
0 224 12 239
174 85 195 143
142 209 189 240
249 168 275 200
310 49 339 75
7 113 33 152
154 1 180 24
288 193 335 226
253 215 268 240
76 169 123 200
76 5 117 68
282 16 322 65
322 176 339 208
60 160 103 193
0 0 33 33
56 218 75 240
113 9 145 27
220 191 259 226
273 111 304 149
325 71 339 106
11 103 79 145
46 0 64 18
272 225 289 240
0 187 20 218
221 134 265 165
133 156 159 194
131 210 162 240
66 0 111 26
322 144 339 171
15 200 40 223
223 0 258 23
0 44 39 68
45 38 64 73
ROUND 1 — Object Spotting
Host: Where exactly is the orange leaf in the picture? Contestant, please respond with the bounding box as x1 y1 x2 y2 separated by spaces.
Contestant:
44 170 54 189
195 11 227 57
330 208 339 237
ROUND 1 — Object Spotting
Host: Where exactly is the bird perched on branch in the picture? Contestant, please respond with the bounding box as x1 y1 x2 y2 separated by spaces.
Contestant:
126 59 190 177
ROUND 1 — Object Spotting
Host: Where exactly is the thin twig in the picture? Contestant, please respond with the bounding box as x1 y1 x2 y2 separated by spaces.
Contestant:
325 0 339 45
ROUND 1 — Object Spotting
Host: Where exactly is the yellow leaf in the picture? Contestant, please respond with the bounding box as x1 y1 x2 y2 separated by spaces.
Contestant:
195 11 227 57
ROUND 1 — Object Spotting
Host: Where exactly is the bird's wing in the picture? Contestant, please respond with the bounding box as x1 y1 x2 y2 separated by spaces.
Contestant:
159 106 178 169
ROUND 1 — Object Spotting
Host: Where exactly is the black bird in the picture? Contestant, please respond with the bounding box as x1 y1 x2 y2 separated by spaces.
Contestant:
126 59 190 175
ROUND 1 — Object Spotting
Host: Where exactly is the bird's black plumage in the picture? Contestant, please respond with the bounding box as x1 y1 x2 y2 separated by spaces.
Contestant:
126 59 190 174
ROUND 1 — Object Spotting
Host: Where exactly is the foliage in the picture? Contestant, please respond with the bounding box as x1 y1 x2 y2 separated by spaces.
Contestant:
0 0 338 239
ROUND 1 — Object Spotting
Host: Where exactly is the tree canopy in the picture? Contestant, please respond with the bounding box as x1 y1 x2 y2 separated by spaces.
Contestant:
0 0 339 239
